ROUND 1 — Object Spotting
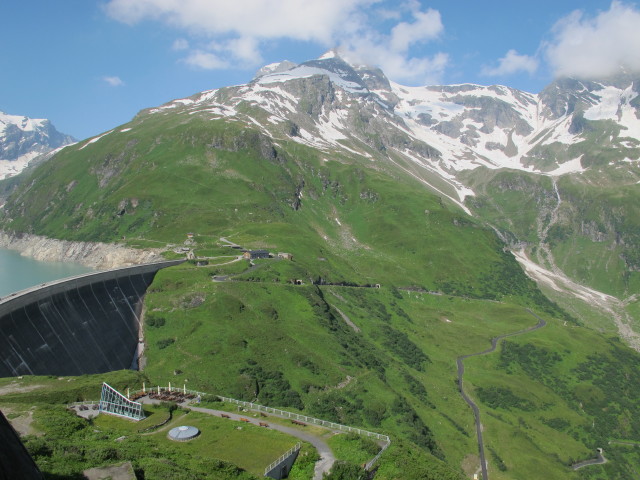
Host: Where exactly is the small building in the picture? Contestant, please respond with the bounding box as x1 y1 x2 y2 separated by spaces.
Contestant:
278 252 293 260
186 233 194 239
168 425 200 442
243 250 270 260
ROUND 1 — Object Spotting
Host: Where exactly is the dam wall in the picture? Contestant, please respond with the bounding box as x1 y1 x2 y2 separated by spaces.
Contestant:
0 260 183 377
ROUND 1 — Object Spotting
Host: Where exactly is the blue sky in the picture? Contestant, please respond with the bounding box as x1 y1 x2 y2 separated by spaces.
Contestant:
2 1 639 140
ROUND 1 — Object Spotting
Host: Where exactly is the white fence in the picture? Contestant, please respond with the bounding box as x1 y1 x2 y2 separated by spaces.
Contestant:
264 442 301 476
115 386 391 469
365 440 391 470
218 395 391 444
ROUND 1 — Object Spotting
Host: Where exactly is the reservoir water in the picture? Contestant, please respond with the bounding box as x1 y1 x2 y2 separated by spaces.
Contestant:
0 248 93 297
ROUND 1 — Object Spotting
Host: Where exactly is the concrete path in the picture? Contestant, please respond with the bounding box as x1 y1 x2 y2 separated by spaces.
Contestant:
456 309 546 480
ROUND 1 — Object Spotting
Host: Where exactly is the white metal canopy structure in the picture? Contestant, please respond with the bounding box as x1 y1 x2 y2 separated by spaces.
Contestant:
99 382 145 421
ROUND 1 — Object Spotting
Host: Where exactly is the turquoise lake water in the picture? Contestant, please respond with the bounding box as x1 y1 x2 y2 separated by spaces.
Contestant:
0 248 93 297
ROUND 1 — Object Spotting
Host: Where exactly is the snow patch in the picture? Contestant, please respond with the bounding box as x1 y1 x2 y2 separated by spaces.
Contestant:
236 84 298 114
79 130 113 150
546 156 585 176
0 151 40 179
149 104 178 114
257 65 367 94
318 50 338 60
540 117 581 146
584 86 626 121
513 250 618 305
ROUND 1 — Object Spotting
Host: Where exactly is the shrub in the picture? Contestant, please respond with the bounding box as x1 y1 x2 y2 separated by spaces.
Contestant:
157 338 175 350
324 461 366 480
146 315 166 328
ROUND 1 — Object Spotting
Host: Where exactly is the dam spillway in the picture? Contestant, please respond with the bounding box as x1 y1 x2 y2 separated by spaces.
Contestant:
0 260 183 377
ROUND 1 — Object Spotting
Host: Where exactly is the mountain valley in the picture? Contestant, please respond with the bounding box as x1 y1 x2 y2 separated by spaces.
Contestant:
1 52 640 479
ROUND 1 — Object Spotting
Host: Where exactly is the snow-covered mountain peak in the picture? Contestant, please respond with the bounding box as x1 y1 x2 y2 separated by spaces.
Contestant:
253 60 298 79
0 111 48 134
142 55 639 208
255 56 369 95
318 48 340 60
0 110 75 179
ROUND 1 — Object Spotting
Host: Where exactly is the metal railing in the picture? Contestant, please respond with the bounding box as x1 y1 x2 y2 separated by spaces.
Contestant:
264 442 301 476
104 386 391 470
365 440 391 470
218 395 390 443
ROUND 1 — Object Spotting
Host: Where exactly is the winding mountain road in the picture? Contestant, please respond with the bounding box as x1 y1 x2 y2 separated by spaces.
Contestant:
456 309 547 480
571 449 607 470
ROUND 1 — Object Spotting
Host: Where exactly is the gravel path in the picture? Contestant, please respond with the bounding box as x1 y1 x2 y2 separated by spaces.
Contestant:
332 305 360 332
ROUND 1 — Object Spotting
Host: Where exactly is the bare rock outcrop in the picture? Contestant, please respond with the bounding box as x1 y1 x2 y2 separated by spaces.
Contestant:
0 231 163 269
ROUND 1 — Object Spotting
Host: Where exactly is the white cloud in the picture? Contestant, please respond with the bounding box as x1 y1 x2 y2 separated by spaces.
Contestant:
183 50 229 69
104 0 368 44
172 38 189 51
209 37 262 66
340 38 448 85
337 6 447 85
545 1 640 78
104 0 449 83
481 49 538 76
390 8 443 52
103 76 124 86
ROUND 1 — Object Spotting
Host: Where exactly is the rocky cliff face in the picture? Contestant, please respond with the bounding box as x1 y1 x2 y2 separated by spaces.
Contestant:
0 231 162 269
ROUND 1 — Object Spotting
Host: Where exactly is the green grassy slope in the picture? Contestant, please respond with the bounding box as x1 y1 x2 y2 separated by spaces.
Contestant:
0 372 458 480
2 108 640 479
0 114 556 303
139 261 640 479
465 168 640 299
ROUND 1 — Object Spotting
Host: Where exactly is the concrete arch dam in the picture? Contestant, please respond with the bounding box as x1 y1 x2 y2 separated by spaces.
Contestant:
0 260 183 377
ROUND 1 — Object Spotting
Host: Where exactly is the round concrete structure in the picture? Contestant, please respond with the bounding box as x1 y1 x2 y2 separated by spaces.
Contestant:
168 425 200 441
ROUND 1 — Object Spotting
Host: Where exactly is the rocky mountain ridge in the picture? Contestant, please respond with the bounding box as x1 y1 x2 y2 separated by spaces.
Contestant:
134 52 638 210
3 51 639 340
3 52 640 480
0 110 75 179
